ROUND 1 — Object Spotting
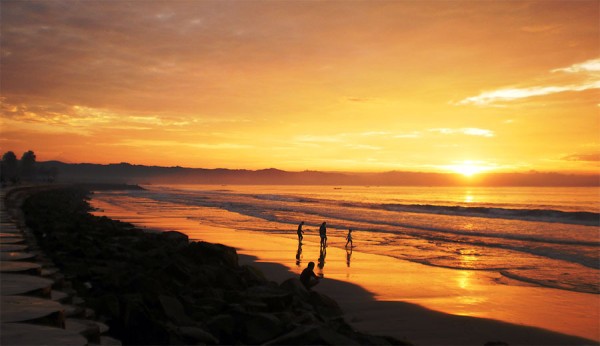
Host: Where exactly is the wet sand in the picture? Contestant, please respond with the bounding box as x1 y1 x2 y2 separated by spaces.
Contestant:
192 226 598 345
91 199 599 345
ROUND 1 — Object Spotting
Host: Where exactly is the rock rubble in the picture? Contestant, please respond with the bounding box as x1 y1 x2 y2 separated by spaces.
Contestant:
21 186 408 345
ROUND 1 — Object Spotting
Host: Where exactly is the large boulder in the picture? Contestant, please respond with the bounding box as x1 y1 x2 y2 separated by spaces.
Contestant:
240 264 269 286
264 324 360 345
206 314 235 343
178 326 218 345
280 277 310 301
309 291 344 318
87 294 120 320
183 242 239 268
158 295 194 326
245 284 293 311
159 231 189 245
241 312 285 344
118 294 170 345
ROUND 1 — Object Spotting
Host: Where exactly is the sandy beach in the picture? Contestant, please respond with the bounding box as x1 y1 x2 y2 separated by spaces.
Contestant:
92 197 599 345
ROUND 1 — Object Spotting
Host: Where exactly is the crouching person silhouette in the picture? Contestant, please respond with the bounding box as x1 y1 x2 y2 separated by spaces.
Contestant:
300 261 320 290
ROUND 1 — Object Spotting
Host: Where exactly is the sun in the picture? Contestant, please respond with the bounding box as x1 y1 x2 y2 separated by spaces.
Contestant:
449 161 487 177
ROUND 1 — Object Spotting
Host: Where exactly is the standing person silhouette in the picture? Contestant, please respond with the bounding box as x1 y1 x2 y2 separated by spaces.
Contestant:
297 221 305 243
300 261 320 289
345 228 353 248
319 222 327 247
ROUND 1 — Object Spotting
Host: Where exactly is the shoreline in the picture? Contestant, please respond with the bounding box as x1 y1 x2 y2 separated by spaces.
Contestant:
89 192 599 344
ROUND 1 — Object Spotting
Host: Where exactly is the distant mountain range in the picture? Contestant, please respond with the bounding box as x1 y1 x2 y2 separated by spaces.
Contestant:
37 161 599 186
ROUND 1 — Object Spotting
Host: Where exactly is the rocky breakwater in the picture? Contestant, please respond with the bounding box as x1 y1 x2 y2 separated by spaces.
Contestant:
21 186 408 345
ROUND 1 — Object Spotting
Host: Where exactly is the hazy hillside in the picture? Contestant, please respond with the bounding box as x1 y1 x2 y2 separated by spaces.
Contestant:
37 161 599 186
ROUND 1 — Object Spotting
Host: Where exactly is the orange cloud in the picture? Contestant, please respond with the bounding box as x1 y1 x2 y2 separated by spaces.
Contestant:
429 128 495 137
563 152 600 162
458 59 600 106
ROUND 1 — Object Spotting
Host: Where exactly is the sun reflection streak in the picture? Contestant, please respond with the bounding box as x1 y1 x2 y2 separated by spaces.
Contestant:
457 270 472 289
459 249 479 270
464 193 474 203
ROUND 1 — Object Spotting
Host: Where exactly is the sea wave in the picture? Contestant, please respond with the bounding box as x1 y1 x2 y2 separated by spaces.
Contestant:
499 270 599 294
377 203 600 226
252 194 317 204
248 192 599 226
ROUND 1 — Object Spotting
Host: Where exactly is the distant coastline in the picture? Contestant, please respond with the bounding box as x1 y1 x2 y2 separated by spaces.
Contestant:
38 160 599 187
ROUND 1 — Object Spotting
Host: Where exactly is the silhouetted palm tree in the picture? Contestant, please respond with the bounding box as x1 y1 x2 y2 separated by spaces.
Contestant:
1 151 19 183
20 150 37 181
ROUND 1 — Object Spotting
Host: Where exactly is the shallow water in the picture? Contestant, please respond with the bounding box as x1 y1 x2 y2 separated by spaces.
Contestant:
92 185 600 295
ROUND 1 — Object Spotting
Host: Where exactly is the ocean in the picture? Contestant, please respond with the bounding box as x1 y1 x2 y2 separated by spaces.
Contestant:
90 185 600 295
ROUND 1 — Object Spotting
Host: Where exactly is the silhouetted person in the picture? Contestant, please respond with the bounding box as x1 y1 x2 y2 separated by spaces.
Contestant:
297 221 305 243
319 222 327 247
345 228 353 248
295 242 303 267
300 261 320 289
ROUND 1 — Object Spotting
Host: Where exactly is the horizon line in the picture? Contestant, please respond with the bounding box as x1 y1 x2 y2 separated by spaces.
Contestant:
41 159 600 176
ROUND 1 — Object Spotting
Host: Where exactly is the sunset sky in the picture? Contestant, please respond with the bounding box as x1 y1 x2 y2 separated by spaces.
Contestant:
1 0 598 173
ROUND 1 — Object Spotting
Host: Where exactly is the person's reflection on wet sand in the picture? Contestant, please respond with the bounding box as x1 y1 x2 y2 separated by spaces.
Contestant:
346 247 352 267
295 241 303 267
318 243 327 273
